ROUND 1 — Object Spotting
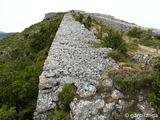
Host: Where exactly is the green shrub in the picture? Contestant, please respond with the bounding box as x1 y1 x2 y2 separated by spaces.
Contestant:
116 79 142 96
53 109 65 120
99 20 106 32
83 15 92 30
107 50 126 62
147 92 160 109
153 58 160 72
74 13 84 23
101 27 127 54
58 84 74 112
147 58 160 108
127 27 144 38
0 105 16 120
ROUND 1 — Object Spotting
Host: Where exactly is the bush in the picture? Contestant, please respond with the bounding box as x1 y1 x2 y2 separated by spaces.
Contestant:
107 50 126 61
58 84 74 111
53 109 65 120
147 58 160 108
74 13 84 23
0 105 17 120
102 27 127 54
116 79 142 96
83 15 92 30
127 27 144 38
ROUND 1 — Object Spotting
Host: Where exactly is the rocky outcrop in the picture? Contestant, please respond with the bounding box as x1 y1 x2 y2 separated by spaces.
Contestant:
33 13 116 120
44 12 58 19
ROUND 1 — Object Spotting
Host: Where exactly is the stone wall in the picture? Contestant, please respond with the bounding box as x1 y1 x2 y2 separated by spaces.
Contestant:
44 12 58 19
34 12 158 120
91 15 160 34
34 13 116 120
71 10 160 34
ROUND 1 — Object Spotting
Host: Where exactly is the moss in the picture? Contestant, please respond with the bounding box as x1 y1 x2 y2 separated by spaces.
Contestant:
98 107 103 114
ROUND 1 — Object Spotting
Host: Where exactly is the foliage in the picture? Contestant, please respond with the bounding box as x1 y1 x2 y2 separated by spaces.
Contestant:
126 38 139 51
99 21 106 33
127 27 160 48
75 13 84 24
58 84 74 112
0 105 17 120
147 58 160 108
83 15 92 30
127 27 144 38
101 27 127 54
107 50 126 62
116 79 142 96
53 109 65 120
0 13 64 119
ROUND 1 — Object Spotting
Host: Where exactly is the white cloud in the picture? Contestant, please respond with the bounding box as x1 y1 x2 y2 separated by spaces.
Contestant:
0 0 160 32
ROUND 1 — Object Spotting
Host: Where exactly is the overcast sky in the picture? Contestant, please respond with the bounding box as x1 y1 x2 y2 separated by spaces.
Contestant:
0 0 160 32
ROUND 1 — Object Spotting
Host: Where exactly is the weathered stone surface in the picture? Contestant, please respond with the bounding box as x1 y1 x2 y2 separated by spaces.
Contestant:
146 56 158 65
103 102 115 119
133 54 149 61
70 99 105 120
102 78 113 87
137 101 157 116
92 115 107 120
34 13 116 120
111 90 124 100
44 12 58 19
116 99 134 111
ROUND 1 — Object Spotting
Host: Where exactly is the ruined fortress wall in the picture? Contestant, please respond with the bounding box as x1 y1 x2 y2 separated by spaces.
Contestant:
34 13 116 120
71 10 160 34
92 15 160 34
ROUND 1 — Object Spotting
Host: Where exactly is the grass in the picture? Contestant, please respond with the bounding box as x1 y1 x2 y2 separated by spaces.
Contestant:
139 38 160 48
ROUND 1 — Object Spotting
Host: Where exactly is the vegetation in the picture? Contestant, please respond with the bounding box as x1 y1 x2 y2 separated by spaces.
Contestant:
58 83 74 112
127 27 144 38
52 109 65 120
98 107 103 114
74 13 127 55
102 27 127 54
107 50 126 62
74 13 92 30
0 13 64 119
147 58 160 109
83 15 92 30
127 27 160 48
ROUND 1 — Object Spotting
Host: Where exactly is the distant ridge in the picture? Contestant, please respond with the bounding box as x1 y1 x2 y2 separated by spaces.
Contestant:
0 32 16 40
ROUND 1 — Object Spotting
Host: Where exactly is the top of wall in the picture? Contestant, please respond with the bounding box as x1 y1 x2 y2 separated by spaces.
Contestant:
44 10 160 35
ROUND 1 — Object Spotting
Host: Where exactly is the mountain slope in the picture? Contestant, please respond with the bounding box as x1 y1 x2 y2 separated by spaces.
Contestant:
0 12 64 120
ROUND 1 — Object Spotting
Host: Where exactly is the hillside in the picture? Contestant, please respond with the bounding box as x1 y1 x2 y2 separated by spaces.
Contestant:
0 12 65 119
0 10 160 120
